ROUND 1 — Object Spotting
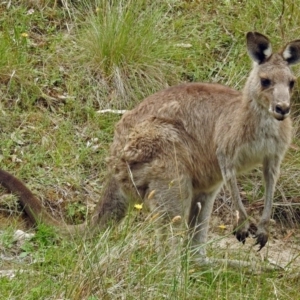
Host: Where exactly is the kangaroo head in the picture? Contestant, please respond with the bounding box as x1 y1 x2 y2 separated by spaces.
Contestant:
246 32 300 121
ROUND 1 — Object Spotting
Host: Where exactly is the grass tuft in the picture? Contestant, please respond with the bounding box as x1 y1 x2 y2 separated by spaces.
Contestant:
76 0 186 108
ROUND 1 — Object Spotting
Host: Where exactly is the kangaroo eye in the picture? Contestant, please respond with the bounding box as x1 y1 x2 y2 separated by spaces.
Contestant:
260 78 271 88
289 80 295 89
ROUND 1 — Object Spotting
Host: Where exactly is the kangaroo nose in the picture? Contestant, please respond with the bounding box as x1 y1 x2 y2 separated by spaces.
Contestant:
275 104 290 116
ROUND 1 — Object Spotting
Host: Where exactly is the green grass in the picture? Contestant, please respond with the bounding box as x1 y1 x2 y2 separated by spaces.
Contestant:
76 0 189 108
1 0 300 299
1 218 299 299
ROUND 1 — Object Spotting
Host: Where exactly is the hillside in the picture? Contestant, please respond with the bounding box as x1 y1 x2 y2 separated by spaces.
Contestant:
0 1 300 299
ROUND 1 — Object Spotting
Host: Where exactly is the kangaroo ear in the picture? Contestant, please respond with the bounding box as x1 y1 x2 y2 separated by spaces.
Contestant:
282 40 300 65
246 32 272 64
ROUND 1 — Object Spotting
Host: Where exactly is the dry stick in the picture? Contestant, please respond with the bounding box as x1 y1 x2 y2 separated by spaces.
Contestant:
279 0 286 40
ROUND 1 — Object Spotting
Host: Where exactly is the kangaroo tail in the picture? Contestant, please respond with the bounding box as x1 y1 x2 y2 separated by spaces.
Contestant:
0 169 128 236
0 169 63 227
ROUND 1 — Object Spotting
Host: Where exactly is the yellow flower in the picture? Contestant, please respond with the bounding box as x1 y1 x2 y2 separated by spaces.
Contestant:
96 7 100 13
134 203 143 210
21 33 28 38
218 224 226 230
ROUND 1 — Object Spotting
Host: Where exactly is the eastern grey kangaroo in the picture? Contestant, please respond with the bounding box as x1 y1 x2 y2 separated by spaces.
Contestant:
1 32 300 262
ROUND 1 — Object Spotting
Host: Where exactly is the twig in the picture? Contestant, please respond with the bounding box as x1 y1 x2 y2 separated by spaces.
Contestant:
279 0 285 40
126 162 141 199
97 109 127 114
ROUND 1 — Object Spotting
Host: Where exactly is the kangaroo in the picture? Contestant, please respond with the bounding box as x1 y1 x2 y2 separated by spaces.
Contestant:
1 32 300 264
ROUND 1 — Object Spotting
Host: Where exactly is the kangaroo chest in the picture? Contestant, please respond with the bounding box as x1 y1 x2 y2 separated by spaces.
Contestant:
234 120 289 173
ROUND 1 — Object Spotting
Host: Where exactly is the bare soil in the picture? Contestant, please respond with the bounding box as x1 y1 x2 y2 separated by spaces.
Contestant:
210 197 300 271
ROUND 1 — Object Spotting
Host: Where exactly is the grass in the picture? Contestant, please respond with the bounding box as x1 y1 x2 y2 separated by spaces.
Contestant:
1 219 300 299
1 217 299 300
0 0 300 299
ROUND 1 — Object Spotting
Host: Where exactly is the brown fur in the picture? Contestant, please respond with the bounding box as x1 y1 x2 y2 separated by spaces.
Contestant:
1 32 300 258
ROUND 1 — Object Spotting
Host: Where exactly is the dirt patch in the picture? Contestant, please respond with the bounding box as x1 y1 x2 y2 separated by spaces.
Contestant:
209 230 300 270
209 213 300 271
0 213 31 231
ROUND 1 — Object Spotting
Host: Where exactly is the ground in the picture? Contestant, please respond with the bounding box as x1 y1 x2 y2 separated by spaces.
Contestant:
1 193 300 279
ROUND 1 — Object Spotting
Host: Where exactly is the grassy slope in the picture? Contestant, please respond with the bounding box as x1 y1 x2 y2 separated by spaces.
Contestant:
0 0 300 299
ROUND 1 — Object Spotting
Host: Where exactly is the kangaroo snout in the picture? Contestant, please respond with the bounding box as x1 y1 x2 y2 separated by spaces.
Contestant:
274 102 290 120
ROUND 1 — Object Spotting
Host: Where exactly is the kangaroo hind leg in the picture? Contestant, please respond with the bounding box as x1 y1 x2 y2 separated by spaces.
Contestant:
188 187 221 261
145 176 193 257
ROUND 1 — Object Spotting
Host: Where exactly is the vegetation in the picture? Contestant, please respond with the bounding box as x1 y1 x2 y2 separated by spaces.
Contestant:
0 0 300 299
